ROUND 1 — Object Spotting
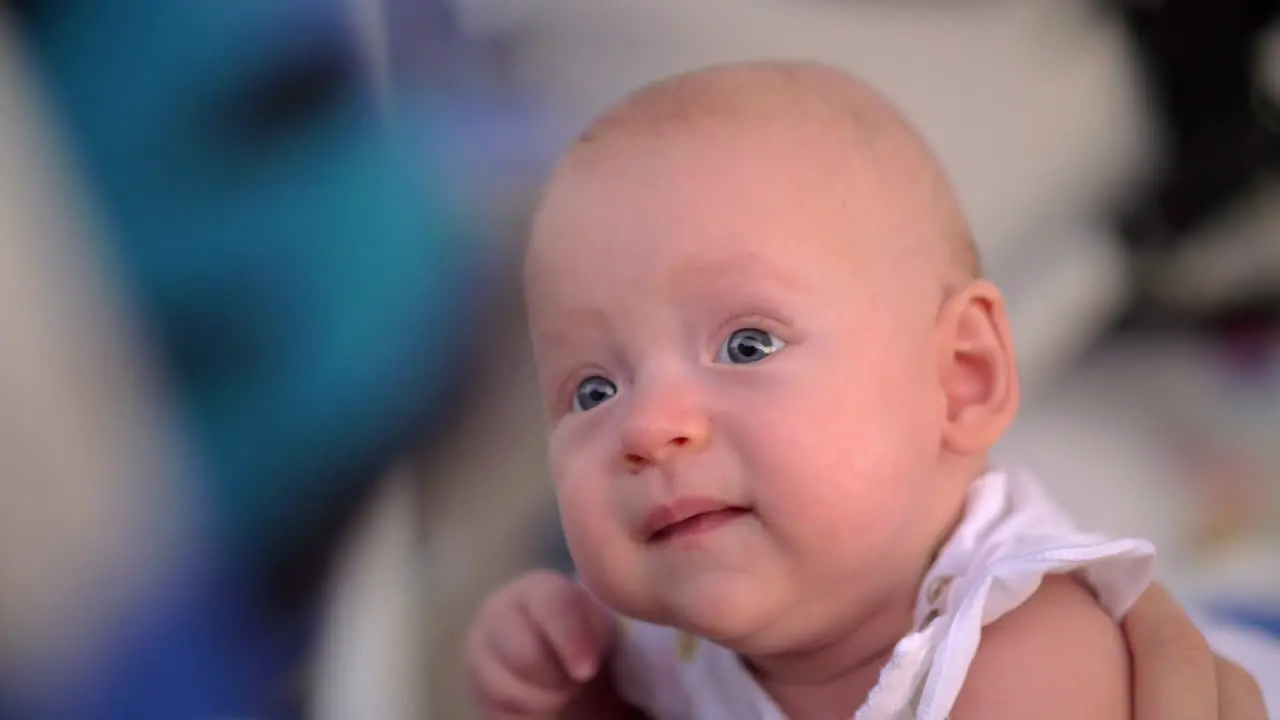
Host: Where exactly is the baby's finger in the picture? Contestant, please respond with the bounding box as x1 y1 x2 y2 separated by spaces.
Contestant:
486 600 574 692
468 638 565 719
525 588 606 684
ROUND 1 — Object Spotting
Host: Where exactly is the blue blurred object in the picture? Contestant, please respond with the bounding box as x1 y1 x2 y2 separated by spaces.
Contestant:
10 0 535 716
1212 602 1280 639
18 0 480 560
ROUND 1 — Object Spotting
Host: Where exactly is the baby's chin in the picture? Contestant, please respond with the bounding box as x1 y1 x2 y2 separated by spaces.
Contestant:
611 573 791 648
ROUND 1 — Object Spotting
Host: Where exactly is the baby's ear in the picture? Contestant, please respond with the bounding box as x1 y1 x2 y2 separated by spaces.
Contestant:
934 280 1020 456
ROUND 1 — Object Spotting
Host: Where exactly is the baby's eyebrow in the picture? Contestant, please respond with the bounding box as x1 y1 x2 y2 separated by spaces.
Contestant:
531 306 609 352
664 251 805 295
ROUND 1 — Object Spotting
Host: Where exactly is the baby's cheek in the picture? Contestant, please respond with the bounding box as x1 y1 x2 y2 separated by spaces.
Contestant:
553 466 647 615
752 413 922 566
560 518 647 618
554 467 607 561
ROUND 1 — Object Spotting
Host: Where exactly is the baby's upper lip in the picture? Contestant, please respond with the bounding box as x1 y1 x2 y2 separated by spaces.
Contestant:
641 496 746 540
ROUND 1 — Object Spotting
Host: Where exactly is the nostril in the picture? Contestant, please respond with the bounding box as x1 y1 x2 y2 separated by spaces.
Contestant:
622 433 697 470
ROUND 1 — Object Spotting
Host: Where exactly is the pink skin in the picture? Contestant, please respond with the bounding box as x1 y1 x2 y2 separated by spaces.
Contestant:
525 122 970 698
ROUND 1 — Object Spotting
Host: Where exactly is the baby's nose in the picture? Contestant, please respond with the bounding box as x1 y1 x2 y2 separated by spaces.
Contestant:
618 387 710 471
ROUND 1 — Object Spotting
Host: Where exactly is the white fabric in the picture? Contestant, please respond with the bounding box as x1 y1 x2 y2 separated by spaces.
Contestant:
610 468 1159 719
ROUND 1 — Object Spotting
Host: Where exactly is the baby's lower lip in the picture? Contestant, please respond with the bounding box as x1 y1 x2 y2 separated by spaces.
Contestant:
649 508 751 543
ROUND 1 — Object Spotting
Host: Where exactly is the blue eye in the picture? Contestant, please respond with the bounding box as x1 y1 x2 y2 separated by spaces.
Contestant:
717 328 785 364
573 375 617 412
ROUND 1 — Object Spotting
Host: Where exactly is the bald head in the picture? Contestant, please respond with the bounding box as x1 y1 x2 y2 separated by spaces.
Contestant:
558 60 979 282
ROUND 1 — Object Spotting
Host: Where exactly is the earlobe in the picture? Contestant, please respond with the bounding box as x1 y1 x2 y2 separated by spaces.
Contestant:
936 280 1020 456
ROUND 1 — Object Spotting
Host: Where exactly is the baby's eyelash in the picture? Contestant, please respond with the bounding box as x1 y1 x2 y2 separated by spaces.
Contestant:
711 313 790 347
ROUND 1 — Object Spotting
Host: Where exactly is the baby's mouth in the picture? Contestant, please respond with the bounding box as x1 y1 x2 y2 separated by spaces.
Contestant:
650 508 751 542
643 498 753 543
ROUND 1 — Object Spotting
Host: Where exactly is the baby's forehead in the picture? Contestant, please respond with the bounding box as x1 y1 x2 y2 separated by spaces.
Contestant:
526 228 896 334
557 62 974 274
533 143 915 277
528 63 977 309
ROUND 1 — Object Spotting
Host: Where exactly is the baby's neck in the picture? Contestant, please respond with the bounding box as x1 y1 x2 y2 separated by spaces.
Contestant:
741 461 979 718
743 582 919 719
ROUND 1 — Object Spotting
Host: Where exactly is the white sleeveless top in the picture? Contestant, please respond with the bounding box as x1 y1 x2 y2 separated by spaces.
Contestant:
609 468 1158 720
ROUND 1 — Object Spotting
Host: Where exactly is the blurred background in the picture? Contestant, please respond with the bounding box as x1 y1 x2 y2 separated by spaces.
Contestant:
0 0 1277 717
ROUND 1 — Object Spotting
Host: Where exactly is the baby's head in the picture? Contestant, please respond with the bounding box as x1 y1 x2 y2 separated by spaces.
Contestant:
525 62 1019 654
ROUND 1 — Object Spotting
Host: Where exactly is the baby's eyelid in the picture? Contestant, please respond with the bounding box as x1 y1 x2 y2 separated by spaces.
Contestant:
713 312 789 342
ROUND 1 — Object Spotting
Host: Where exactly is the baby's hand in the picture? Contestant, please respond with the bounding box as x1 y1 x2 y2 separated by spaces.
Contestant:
466 570 619 719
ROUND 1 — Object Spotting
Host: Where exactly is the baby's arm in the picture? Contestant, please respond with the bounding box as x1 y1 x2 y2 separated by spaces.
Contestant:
950 574 1130 719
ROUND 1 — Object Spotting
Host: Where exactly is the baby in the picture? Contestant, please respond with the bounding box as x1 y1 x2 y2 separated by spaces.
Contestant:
467 61 1158 719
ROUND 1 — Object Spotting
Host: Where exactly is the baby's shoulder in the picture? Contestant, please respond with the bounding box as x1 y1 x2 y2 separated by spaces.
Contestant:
950 574 1130 720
